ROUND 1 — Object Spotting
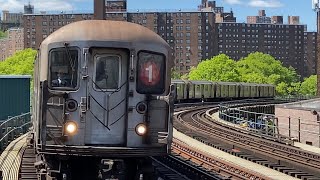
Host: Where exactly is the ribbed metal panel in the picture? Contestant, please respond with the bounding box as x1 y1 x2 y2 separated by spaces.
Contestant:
0 76 31 121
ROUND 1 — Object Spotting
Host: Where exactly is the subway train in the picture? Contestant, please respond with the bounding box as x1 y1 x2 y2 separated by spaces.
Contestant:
172 80 276 102
31 20 174 180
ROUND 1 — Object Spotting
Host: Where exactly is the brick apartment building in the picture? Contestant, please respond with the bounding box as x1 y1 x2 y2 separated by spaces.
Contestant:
0 4 33 31
23 13 93 49
247 10 271 24
22 0 316 78
216 22 316 78
24 0 221 75
102 12 216 74
0 27 24 61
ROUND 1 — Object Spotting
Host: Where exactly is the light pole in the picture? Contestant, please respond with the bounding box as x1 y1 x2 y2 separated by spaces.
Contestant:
311 110 320 147
312 0 320 96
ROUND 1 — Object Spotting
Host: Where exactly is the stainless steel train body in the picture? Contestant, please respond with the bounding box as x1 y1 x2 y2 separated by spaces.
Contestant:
32 20 174 177
172 80 275 102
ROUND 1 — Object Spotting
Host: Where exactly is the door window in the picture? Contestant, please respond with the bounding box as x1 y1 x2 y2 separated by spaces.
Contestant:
94 55 120 90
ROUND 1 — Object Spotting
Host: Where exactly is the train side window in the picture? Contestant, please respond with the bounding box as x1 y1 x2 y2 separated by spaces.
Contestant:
136 51 165 94
49 48 78 89
94 55 120 90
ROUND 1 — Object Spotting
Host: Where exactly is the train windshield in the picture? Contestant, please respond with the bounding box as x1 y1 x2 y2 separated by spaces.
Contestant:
49 48 78 89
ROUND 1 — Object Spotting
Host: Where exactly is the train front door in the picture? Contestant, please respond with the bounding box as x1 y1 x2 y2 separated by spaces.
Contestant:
84 49 128 145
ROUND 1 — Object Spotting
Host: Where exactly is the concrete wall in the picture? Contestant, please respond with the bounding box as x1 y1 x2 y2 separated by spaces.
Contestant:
275 107 320 147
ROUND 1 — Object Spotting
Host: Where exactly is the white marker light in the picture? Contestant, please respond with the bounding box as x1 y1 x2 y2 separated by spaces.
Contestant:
135 123 147 136
64 121 78 135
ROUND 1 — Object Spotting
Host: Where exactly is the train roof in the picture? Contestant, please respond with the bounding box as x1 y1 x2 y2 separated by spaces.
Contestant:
41 20 169 47
238 82 258 86
259 84 275 87
171 79 186 84
188 80 214 84
216 81 238 85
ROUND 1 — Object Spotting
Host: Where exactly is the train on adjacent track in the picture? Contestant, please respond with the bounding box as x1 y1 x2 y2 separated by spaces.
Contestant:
172 80 276 102
31 20 174 180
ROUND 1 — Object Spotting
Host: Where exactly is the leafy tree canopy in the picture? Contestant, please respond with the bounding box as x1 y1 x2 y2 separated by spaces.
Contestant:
300 75 317 96
236 52 299 84
171 68 181 79
0 30 7 39
0 48 36 76
188 54 240 82
187 52 309 96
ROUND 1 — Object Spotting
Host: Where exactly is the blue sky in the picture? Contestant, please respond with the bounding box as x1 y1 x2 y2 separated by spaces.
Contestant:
0 0 318 31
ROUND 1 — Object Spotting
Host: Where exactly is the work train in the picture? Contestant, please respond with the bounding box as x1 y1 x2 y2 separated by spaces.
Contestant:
31 20 174 180
172 80 276 102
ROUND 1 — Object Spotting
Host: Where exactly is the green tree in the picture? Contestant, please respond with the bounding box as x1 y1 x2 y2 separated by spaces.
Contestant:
186 52 301 96
188 54 240 82
287 82 301 95
0 48 36 76
0 30 7 39
276 82 289 95
171 68 181 79
236 52 299 85
300 75 317 96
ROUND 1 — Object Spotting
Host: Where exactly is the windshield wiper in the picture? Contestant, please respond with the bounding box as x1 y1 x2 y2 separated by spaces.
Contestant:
63 42 75 86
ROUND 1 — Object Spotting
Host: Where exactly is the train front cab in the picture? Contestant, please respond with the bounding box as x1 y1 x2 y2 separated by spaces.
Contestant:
32 20 176 180
34 21 174 160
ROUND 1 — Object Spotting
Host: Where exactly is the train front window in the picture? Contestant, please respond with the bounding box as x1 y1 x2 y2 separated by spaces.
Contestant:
94 55 120 90
49 49 78 89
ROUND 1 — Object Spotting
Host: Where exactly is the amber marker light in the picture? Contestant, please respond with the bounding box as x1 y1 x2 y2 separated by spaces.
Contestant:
135 123 147 136
64 121 78 135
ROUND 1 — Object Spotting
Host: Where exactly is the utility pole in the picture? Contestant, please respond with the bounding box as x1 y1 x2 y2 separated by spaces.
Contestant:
94 0 105 20
312 0 320 96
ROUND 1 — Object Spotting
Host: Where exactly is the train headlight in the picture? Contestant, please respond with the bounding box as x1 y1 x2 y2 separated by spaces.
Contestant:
64 121 78 135
135 123 147 136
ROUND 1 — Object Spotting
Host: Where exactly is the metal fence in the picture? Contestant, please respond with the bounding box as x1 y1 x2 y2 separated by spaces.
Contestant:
219 99 320 146
219 101 278 138
0 113 31 151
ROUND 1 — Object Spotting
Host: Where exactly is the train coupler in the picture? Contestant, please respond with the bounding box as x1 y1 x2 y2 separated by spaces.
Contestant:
98 159 126 180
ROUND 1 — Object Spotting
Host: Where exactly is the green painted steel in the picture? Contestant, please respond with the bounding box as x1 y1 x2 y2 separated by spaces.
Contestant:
0 75 31 121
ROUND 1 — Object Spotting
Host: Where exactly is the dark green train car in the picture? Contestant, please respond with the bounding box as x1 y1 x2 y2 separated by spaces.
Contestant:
189 80 214 99
172 79 188 101
0 75 31 120
217 82 238 98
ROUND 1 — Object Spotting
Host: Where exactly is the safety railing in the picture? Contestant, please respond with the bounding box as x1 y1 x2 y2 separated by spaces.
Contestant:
219 98 320 146
219 100 279 137
0 113 31 151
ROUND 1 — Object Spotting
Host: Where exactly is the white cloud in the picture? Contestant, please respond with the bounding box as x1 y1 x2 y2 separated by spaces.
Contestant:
0 0 75 12
224 0 242 5
248 0 284 8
